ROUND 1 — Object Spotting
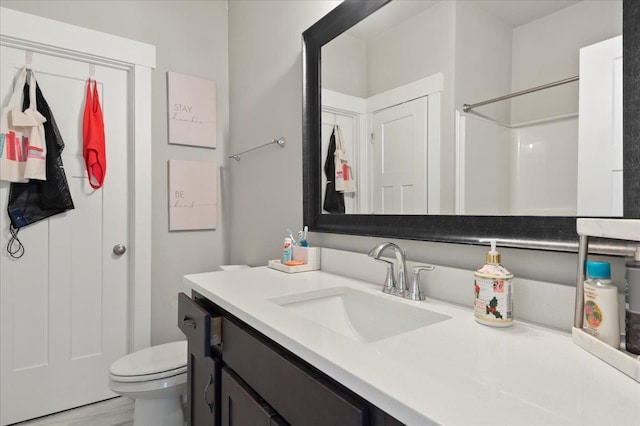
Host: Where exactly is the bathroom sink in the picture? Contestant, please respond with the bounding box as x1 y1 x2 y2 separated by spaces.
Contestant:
269 287 451 343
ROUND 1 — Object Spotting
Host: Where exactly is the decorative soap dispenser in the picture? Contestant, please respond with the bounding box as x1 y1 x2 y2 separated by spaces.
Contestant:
474 240 514 327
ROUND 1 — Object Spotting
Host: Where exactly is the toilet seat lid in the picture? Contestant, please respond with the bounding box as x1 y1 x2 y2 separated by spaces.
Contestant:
110 341 187 378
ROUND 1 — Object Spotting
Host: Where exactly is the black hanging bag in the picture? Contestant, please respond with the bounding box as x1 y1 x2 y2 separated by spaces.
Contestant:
7 80 74 229
323 127 345 214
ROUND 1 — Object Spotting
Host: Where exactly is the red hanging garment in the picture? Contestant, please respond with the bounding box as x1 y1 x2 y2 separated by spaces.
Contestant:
82 78 106 189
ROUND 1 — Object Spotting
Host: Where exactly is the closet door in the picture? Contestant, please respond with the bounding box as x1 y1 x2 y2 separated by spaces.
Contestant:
371 97 429 214
0 47 130 425
577 35 623 216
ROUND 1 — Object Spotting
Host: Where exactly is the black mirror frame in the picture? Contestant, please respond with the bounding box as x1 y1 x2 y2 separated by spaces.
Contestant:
303 0 639 251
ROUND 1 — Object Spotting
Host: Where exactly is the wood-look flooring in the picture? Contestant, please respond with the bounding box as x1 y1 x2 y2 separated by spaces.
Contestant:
14 397 134 426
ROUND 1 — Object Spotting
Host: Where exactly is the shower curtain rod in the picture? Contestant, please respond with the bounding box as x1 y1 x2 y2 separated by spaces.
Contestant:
462 75 579 112
229 137 286 161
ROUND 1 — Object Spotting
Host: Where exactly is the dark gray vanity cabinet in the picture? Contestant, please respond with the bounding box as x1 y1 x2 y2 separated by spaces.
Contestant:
222 317 370 425
179 292 223 426
184 291 404 426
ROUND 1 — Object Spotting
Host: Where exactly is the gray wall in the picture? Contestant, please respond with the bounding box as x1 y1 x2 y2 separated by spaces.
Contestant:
1 0 230 345
227 0 337 265
511 0 622 123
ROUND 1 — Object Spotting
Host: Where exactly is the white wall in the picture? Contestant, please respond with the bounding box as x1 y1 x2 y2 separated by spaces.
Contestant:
461 116 511 215
454 0 512 125
322 32 367 98
511 0 622 123
459 116 579 216
510 118 579 215
1 0 230 346
367 1 454 98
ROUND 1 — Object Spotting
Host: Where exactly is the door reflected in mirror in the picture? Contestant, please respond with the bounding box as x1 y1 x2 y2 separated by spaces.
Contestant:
320 0 622 217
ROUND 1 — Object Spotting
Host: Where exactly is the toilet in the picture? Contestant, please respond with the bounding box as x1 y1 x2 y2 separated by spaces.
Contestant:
108 341 188 426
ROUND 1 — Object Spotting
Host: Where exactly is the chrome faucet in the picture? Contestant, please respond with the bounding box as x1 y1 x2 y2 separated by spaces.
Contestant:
368 242 434 300
368 242 409 296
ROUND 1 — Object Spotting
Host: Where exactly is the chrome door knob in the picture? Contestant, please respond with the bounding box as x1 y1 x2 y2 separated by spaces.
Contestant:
113 244 126 256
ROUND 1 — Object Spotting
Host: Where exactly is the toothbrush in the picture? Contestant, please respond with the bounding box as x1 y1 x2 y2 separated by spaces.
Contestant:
299 227 309 247
287 228 297 245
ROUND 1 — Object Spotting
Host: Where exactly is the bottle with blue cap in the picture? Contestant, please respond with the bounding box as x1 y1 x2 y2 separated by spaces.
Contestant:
583 261 620 348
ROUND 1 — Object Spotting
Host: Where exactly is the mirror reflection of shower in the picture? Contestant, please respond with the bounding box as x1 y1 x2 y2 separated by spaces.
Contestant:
320 0 622 217
456 36 622 217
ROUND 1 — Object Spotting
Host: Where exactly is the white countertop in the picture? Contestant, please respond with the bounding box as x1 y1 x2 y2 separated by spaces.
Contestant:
184 267 640 426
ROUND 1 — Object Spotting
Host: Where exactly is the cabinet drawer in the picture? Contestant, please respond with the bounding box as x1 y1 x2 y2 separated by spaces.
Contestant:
178 292 211 357
222 318 368 426
221 367 286 426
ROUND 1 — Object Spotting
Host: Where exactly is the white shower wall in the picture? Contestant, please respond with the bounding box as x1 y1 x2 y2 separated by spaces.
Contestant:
458 114 511 215
459 114 578 215
458 0 620 216
510 117 578 215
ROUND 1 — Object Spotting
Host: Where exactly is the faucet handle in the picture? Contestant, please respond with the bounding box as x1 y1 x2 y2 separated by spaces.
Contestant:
406 265 435 301
373 258 395 293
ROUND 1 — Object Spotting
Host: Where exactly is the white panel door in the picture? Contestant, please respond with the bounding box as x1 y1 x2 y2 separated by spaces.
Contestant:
0 46 129 425
371 97 428 214
577 35 623 216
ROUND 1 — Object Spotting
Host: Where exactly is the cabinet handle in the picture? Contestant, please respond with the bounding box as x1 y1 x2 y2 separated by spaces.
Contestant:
203 373 215 413
182 316 196 328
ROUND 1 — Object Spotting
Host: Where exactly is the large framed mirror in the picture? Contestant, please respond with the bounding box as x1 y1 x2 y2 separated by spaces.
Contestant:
303 0 639 251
